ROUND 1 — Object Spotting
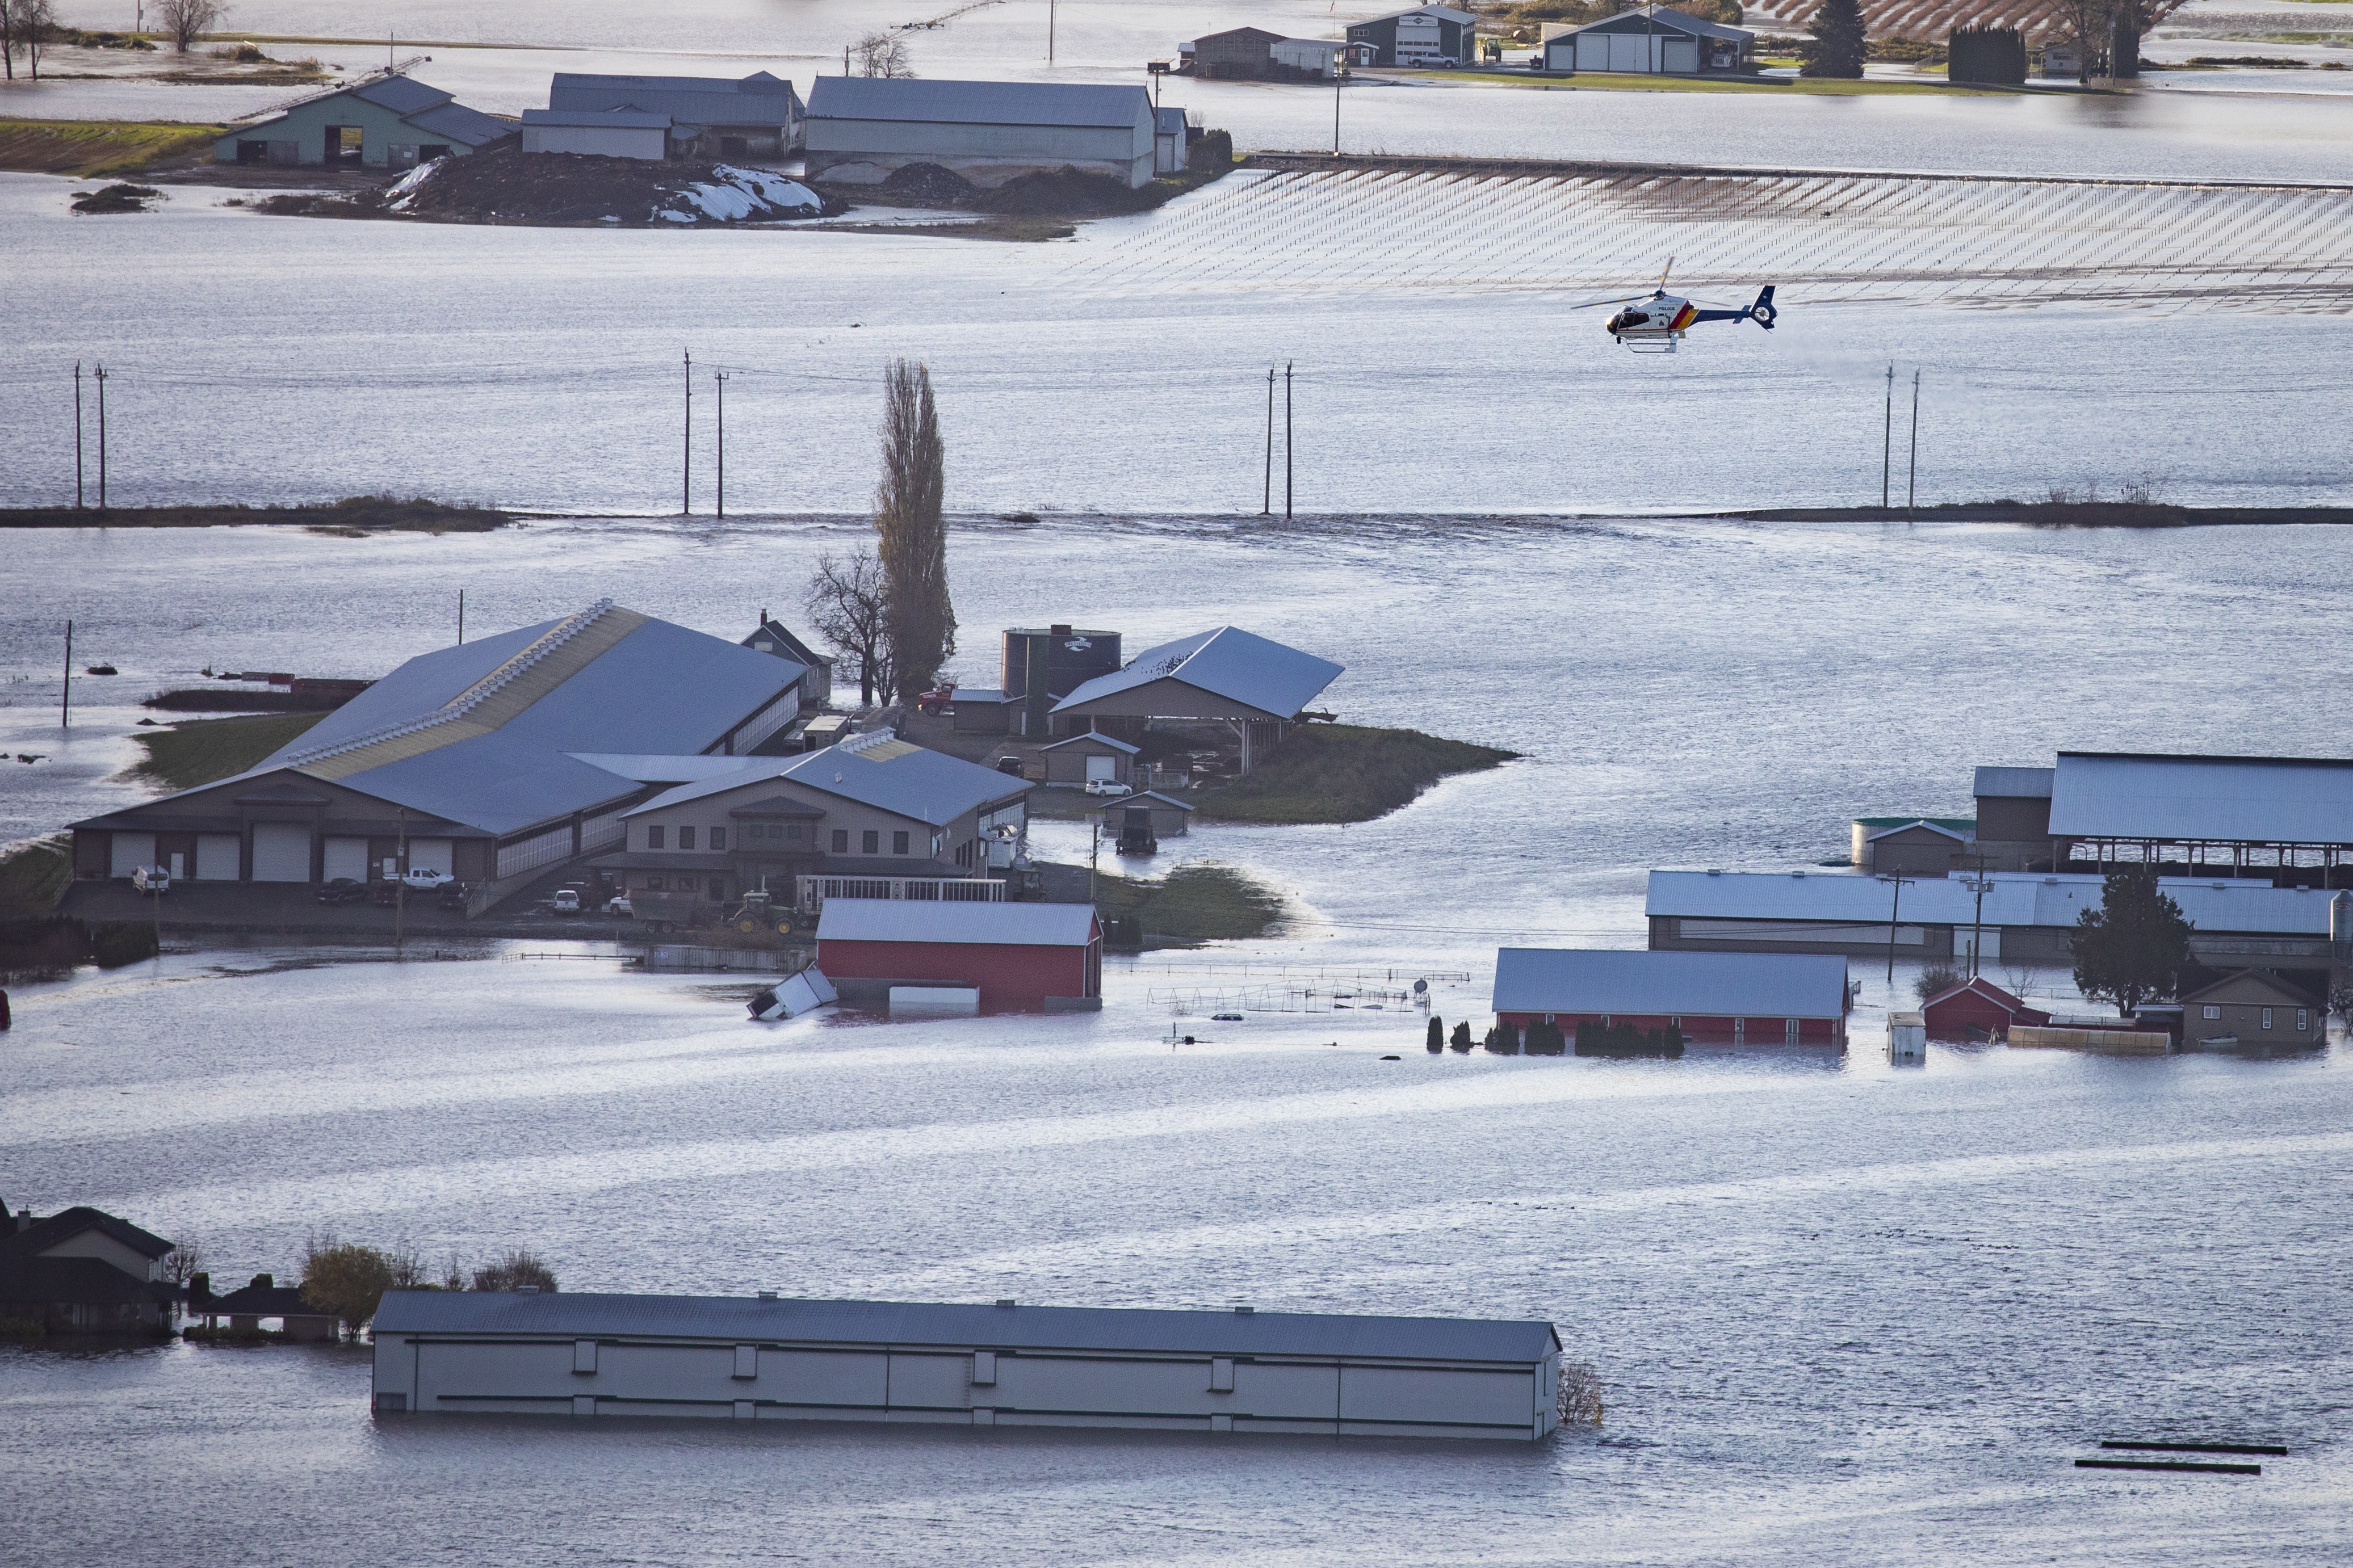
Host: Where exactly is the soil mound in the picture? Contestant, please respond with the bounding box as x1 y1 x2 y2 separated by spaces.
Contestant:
975 167 1153 217
70 182 159 214
877 161 978 205
372 149 836 225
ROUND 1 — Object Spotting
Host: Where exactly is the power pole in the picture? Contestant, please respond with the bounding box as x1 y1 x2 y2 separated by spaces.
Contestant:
1880 361 1892 511
458 588 465 645
1333 64 1345 153
1048 0 1056 65
1882 872 1915 985
1261 368 1273 516
1961 851 1992 977
95 364 108 512
1089 815 1099 905
1284 361 1294 522
715 369 727 519
61 621 73 728
682 351 693 515
74 363 84 510
394 806 407 958
1907 368 1920 523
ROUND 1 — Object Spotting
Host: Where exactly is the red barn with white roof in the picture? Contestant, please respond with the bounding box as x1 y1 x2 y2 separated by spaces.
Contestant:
817 901 1102 1012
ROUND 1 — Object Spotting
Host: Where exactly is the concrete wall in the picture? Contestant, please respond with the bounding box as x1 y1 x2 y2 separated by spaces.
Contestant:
375 1329 1557 1440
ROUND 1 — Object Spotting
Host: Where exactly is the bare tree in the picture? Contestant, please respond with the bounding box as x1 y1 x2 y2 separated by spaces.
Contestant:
1 0 19 82
7 0 57 79
160 1233 207 1288
873 358 954 700
2052 0 2112 81
852 29 914 77
470 1249 557 1293
803 547 894 708
1557 1361 1606 1427
152 0 225 53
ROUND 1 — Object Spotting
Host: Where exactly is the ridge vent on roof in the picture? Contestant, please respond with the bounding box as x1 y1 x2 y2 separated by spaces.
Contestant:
837 727 899 756
283 600 616 768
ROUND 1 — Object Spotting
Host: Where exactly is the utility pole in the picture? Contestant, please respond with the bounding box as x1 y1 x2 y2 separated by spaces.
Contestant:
1284 361 1294 522
715 369 727 519
1333 63 1346 153
457 588 465 645
1880 361 1892 511
1907 369 1920 522
74 363 84 510
1961 850 1992 977
61 621 73 728
1261 368 1273 516
682 351 693 515
95 364 108 512
1881 872 1915 985
1048 0 1056 65
394 806 407 958
1089 815 1098 905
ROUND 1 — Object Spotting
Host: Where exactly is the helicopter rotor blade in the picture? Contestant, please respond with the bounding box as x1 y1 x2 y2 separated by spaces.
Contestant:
1656 256 1675 293
1563 293 1650 310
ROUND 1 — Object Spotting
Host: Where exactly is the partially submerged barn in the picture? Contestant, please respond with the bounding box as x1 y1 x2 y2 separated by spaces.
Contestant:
804 78 1159 190
817 899 1101 1011
1493 948 1851 1045
548 70 805 158
370 1290 1566 1441
215 73 514 169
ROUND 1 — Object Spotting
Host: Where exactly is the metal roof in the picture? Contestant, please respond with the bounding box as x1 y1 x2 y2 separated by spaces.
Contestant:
1155 106 1188 136
549 71 802 128
1357 5 1480 25
1646 869 2337 936
1973 766 2054 799
2049 751 2353 845
818 900 1097 947
372 1290 1559 1364
1097 789 1196 812
1041 731 1139 754
1865 819 1972 843
1558 5 1753 40
807 77 1152 131
350 75 455 115
522 107 673 130
1492 948 1849 1017
563 754 761 784
629 729 1027 826
1052 627 1343 720
404 100 515 147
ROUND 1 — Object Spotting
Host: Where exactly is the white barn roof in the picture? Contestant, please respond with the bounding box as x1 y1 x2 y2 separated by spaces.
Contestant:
1052 627 1342 720
1493 948 1849 1018
819 901 1098 947
807 77 1152 129
2049 751 2353 845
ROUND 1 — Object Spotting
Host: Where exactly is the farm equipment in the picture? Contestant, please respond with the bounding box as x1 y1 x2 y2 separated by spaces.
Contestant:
727 888 795 938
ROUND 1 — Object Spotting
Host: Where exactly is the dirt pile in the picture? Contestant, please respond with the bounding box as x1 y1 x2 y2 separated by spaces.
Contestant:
875 161 979 205
370 148 839 226
69 182 159 214
975 167 1159 217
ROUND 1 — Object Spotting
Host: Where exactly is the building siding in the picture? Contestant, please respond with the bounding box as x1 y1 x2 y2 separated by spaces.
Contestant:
818 936 1096 1007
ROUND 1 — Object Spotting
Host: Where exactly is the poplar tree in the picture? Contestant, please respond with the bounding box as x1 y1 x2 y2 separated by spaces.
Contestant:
873 359 954 702
1800 0 1867 77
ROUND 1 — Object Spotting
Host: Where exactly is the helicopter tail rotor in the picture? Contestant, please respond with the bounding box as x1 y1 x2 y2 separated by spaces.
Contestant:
1747 284 1777 329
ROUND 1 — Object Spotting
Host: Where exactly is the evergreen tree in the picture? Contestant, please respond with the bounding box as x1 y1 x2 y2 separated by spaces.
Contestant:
2069 867 2191 1016
1427 1015 1445 1053
1800 0 1867 78
1448 1020 1473 1053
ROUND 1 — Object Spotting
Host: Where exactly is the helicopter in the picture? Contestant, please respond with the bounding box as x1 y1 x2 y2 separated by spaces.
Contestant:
1570 260 1779 353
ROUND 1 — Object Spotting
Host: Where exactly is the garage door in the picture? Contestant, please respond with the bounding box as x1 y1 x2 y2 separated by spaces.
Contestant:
323 836 370 883
250 823 313 882
1610 35 1650 72
1085 755 1117 784
1663 38 1698 72
405 837 455 875
195 834 242 880
1578 35 1611 70
109 832 157 878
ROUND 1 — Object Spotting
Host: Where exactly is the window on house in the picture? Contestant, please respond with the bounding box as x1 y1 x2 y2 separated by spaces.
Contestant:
679 876 697 892
2203 1005 2221 1020
787 824 803 840
862 830 879 855
647 876 666 890
831 830 848 853
710 828 725 851
2261 1007 2274 1029
2297 1009 2309 1031
748 824 764 840
893 830 910 856
679 826 696 850
647 826 665 850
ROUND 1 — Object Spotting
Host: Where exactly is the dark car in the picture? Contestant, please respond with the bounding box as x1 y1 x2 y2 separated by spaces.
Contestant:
316 877 370 906
436 882 470 912
372 881 401 907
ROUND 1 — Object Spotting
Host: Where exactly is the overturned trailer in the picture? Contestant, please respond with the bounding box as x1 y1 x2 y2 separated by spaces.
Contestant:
371 1290 1565 1441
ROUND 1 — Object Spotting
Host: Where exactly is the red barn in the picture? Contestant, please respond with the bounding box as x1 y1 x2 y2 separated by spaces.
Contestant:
1492 948 1850 1045
1919 976 2048 1041
817 900 1101 1012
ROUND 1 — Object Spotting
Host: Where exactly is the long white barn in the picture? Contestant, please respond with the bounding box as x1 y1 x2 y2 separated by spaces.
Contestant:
371 1290 1565 1441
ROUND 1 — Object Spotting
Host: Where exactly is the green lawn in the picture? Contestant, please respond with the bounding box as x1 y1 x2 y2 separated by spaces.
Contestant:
1095 863 1288 944
1193 723 1517 826
0 835 74 916
132 712 326 792
0 118 223 176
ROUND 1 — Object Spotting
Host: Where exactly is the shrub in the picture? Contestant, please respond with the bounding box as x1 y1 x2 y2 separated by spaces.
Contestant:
88 922 159 968
1525 1020 1566 1056
301 1239 398 1337
1485 1021 1520 1054
1448 1021 1473 1053
1189 129 1232 172
472 1250 558 1293
1912 964 1962 1003
1426 1015 1445 1053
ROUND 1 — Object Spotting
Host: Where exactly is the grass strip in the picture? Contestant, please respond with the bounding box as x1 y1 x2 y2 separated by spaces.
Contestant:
131 712 327 791
1192 723 1516 826
0 118 223 176
0 835 75 916
1094 863 1287 943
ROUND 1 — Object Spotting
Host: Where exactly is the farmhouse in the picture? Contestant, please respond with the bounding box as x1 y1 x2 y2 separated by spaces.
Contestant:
69 602 807 906
0 1205 178 1333
1345 6 1480 66
1050 626 1343 775
817 899 1101 1011
520 108 674 161
214 73 514 169
1646 867 2339 966
548 70 805 158
1542 6 1754 73
370 1289 1566 1440
1493 948 1851 1045
740 613 834 709
595 729 1033 909
2180 969 2326 1049
804 78 1158 190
